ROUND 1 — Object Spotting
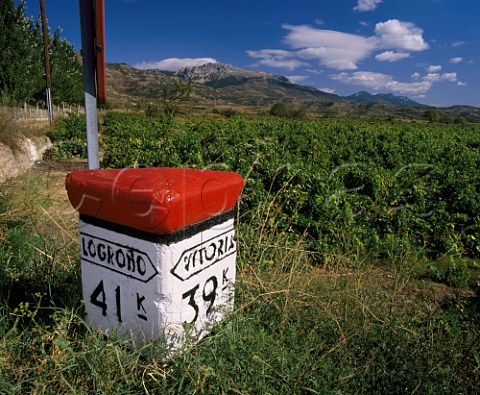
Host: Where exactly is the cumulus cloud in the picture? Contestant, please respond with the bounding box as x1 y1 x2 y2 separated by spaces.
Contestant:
450 57 463 64
247 19 428 71
373 20 429 51
331 71 432 94
332 69 460 95
427 65 442 73
375 51 410 62
133 57 217 71
423 72 457 82
354 0 383 12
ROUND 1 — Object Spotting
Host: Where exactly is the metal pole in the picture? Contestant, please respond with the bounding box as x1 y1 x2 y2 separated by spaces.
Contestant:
79 0 100 170
39 0 53 123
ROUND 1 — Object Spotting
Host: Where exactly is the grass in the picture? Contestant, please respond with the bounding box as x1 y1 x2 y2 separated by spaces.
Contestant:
0 164 479 394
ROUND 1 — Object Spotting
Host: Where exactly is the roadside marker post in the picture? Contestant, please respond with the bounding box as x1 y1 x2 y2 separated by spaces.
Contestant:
79 0 106 169
66 167 243 353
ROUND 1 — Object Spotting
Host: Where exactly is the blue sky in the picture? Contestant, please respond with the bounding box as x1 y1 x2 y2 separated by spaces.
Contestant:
22 0 480 107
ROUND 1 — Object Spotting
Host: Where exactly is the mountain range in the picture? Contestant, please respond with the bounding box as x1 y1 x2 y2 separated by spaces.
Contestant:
106 62 480 122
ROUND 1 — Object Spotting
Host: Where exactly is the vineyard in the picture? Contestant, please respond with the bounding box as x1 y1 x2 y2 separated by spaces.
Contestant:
1 112 479 393
50 113 480 281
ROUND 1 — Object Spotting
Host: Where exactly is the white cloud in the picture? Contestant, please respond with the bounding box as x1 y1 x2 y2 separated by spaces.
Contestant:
247 49 291 58
452 41 465 47
373 19 429 51
133 57 217 71
457 81 466 86
423 72 457 82
306 69 324 75
281 24 375 70
319 87 336 94
441 72 457 82
450 57 463 64
427 65 442 72
246 19 428 71
354 0 383 12
422 73 440 82
332 69 460 96
375 51 410 62
246 49 308 70
331 71 432 94
282 24 371 52
296 47 363 70
286 75 309 84
314 19 324 25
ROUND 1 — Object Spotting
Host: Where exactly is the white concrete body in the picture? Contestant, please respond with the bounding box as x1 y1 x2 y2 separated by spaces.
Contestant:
79 218 236 350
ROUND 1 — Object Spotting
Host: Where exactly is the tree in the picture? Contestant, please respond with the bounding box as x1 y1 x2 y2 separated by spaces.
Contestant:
50 28 83 103
161 79 192 120
270 101 305 119
424 109 440 123
0 0 43 105
0 1 83 105
453 116 468 124
270 101 289 117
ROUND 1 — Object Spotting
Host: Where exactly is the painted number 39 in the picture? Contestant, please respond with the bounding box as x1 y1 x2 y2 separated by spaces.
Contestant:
182 276 218 324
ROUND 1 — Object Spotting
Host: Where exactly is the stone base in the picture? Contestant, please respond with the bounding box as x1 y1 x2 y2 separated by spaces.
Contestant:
79 214 236 352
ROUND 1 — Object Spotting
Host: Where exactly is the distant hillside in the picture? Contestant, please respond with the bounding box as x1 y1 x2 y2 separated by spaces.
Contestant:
106 63 480 122
346 91 423 107
173 63 340 105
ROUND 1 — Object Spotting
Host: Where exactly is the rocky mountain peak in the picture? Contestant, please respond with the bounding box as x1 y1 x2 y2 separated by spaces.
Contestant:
174 62 274 84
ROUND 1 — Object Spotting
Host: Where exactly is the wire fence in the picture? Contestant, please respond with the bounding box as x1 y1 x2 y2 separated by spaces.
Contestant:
4 104 84 120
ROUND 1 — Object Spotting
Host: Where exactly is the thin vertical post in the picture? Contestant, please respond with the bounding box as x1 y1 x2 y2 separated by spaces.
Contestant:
95 0 106 105
79 0 100 170
39 0 53 123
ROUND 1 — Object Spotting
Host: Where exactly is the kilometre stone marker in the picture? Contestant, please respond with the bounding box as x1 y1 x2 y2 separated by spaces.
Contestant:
66 167 243 352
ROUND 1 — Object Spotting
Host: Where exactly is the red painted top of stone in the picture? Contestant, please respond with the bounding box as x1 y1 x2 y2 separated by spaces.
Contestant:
65 168 243 234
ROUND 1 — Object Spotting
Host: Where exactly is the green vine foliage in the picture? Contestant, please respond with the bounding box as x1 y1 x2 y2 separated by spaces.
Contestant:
51 113 480 262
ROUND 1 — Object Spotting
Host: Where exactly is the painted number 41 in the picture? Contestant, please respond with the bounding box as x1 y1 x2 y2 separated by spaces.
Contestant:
89 280 148 322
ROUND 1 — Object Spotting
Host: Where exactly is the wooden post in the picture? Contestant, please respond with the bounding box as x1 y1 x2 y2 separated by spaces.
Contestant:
39 0 53 123
95 0 106 105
